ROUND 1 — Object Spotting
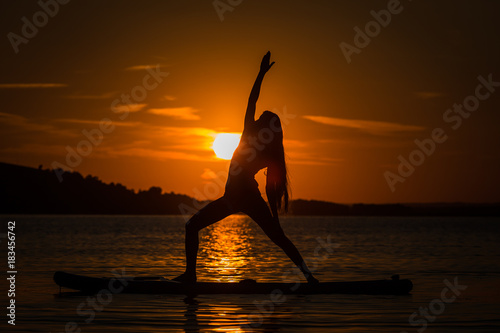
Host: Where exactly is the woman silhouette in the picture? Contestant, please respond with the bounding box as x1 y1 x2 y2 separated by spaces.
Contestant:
174 52 318 284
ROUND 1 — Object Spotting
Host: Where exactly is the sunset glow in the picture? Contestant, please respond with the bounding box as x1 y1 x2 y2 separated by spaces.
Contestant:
1 1 499 204
3 2 499 332
212 133 241 160
203 215 252 282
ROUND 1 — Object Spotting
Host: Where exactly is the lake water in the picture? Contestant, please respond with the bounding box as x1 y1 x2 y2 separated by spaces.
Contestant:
1 215 499 332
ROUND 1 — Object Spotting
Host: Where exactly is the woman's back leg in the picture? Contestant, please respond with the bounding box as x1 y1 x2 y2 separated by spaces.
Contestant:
243 197 318 283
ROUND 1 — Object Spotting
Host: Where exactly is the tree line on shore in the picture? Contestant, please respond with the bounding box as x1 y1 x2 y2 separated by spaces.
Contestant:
1 162 498 216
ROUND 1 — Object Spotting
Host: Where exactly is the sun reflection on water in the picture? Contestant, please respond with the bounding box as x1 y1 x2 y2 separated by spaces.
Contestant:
199 215 255 282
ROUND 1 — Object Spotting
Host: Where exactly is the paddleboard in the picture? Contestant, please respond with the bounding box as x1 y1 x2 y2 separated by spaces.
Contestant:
53 271 412 295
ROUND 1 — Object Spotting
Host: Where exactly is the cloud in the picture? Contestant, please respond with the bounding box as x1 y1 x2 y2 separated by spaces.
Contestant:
284 139 308 148
289 157 344 166
123 124 218 154
52 118 141 127
155 126 217 152
125 64 167 71
414 91 444 99
0 112 52 131
64 91 117 99
79 124 219 162
140 125 215 138
285 147 344 166
125 65 154 71
0 143 69 156
0 83 67 89
108 147 213 162
1 115 220 163
303 115 425 135
148 107 200 120
163 95 177 101
113 103 147 113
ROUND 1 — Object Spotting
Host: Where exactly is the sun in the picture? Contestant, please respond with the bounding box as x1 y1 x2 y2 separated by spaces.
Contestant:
212 133 241 160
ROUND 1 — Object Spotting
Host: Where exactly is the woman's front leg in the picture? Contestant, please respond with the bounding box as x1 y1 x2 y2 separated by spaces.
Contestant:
174 197 235 282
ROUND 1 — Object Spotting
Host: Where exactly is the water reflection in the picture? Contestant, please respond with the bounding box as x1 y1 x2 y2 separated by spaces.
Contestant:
206 304 248 332
183 297 200 333
200 215 255 282
180 294 300 332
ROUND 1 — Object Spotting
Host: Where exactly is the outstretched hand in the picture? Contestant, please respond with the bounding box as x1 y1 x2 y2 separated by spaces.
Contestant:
260 51 275 73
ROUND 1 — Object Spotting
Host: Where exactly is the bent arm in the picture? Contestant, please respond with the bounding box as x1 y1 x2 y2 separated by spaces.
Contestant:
244 52 275 129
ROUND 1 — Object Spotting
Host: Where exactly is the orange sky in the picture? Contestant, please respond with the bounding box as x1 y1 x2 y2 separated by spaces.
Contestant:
1 1 499 203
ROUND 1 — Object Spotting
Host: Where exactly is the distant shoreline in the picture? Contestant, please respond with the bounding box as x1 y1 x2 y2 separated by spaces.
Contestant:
1 162 499 216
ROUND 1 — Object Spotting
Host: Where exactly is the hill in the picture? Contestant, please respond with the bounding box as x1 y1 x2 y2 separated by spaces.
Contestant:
0 162 203 214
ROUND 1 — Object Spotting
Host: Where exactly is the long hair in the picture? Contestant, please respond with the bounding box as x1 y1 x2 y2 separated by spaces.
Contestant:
257 111 290 213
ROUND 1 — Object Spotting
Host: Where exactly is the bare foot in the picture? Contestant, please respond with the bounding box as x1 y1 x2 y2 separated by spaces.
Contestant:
306 274 319 284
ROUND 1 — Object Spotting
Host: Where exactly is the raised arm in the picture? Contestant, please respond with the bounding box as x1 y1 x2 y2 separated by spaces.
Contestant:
244 51 275 128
